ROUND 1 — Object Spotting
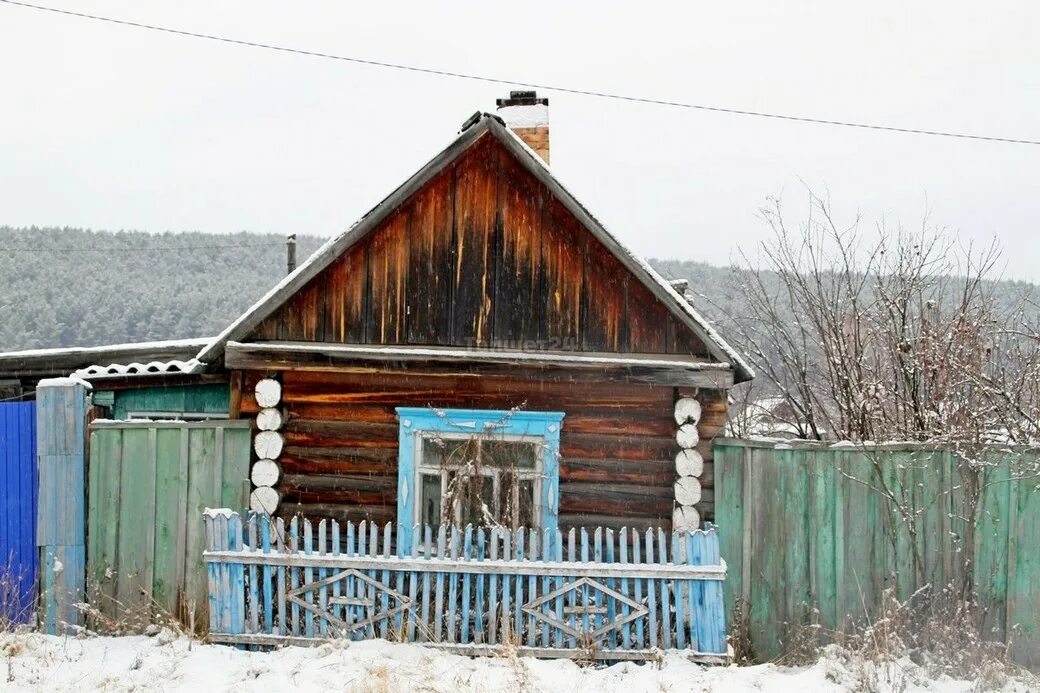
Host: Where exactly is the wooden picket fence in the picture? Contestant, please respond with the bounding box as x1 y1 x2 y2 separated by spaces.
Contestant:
203 511 729 661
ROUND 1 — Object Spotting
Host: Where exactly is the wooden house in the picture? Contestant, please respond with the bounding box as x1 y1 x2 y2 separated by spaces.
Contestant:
8 94 750 656
209 92 751 537
4 92 752 540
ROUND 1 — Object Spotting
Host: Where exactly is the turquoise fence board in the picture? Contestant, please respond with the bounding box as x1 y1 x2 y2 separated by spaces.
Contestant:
715 440 1040 670
86 420 250 627
0 401 37 624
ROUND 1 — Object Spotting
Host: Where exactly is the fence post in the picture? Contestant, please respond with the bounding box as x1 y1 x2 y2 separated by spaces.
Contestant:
35 377 90 634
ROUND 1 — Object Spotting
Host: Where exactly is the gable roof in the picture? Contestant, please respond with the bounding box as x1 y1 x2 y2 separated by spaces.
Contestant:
196 113 753 383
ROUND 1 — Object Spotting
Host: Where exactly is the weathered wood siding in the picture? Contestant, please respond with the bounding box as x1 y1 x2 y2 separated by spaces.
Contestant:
715 441 1040 670
251 136 709 357
240 370 728 530
87 421 251 627
99 383 231 420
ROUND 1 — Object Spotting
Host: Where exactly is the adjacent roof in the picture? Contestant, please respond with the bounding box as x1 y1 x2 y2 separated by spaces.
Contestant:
0 338 210 379
195 113 754 383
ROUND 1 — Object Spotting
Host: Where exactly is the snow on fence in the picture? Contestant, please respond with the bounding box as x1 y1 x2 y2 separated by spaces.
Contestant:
203 511 728 662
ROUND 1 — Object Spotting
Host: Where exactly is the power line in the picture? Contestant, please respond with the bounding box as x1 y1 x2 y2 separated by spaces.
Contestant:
2 0 1037 146
6 243 284 252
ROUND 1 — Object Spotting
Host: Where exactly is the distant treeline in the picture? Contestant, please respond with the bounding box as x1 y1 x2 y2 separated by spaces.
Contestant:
0 226 1034 354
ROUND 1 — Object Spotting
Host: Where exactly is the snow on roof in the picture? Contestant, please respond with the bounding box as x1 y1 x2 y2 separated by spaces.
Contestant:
0 337 212 379
0 337 210 361
195 114 754 382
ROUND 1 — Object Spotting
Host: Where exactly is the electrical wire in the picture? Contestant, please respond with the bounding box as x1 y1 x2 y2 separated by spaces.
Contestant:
2 0 1037 146
5 243 285 252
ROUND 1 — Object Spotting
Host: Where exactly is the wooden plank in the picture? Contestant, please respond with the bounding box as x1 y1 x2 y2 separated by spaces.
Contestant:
1008 469 1040 668
152 427 187 614
461 525 474 644
435 525 447 642
494 147 545 345
115 426 157 615
406 169 454 344
227 342 733 388
87 427 123 617
365 212 410 345
451 138 497 346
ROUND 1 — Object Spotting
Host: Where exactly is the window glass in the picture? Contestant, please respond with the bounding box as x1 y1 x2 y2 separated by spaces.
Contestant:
418 435 539 530
420 472 442 527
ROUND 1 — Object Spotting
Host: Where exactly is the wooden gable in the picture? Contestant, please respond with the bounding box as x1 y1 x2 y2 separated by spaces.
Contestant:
250 134 710 357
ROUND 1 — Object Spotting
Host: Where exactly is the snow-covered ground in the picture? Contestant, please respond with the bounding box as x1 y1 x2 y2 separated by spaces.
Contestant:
0 631 1031 692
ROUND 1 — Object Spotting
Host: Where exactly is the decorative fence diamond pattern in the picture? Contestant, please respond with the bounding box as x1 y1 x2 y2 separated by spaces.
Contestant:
204 511 728 661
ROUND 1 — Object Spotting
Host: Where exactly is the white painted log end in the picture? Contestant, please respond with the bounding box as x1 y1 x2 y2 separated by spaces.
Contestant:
676 422 700 449
675 449 705 478
254 378 282 408
251 459 282 487
674 476 702 506
673 397 702 425
256 407 284 432
249 486 281 515
673 505 701 533
253 430 284 460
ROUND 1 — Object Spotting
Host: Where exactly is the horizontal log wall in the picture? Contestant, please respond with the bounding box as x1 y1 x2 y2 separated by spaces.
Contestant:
239 369 729 532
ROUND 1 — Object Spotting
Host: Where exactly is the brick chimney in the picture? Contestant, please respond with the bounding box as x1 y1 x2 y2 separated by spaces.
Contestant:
496 91 550 164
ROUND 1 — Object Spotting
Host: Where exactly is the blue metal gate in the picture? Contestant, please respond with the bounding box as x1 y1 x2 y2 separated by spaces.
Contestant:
0 401 37 623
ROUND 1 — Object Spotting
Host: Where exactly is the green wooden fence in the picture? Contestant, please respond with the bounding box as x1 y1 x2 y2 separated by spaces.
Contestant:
87 420 251 627
715 439 1040 669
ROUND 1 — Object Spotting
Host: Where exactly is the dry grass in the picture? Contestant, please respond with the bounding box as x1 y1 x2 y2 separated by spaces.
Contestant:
778 586 1039 691
0 566 36 632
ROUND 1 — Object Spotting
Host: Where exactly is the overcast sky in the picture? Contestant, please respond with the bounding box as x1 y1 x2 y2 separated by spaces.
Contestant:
2 1 1038 280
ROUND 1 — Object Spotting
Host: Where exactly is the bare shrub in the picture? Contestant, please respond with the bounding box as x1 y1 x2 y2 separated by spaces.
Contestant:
826 586 1034 688
81 579 199 639
728 598 755 666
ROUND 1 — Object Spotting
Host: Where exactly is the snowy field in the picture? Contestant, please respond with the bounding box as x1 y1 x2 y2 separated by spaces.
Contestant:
0 631 1032 692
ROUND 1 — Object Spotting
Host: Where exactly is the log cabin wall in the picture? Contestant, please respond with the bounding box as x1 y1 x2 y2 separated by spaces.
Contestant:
249 135 709 358
238 368 728 532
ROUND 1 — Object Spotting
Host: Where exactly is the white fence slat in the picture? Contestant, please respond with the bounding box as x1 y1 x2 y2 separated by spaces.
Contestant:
566 529 577 648
434 525 447 643
380 522 392 640
513 528 524 641
421 525 433 642
657 527 671 650
247 515 259 635
500 529 512 644
331 520 341 633
475 528 487 644
461 525 474 644
488 527 499 646
276 518 286 636
447 526 460 643
632 528 644 648
317 519 328 638
619 528 631 650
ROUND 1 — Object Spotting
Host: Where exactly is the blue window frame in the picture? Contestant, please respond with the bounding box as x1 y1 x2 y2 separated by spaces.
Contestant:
395 407 564 554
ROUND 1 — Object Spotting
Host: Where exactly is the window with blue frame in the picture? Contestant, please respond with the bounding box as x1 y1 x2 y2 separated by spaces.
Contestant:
395 408 564 550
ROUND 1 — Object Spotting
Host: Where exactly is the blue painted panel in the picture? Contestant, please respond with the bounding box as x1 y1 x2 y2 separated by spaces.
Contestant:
0 401 37 624
394 407 565 555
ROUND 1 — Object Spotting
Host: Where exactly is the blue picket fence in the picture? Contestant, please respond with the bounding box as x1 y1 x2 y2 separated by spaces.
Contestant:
203 511 729 661
0 401 37 624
